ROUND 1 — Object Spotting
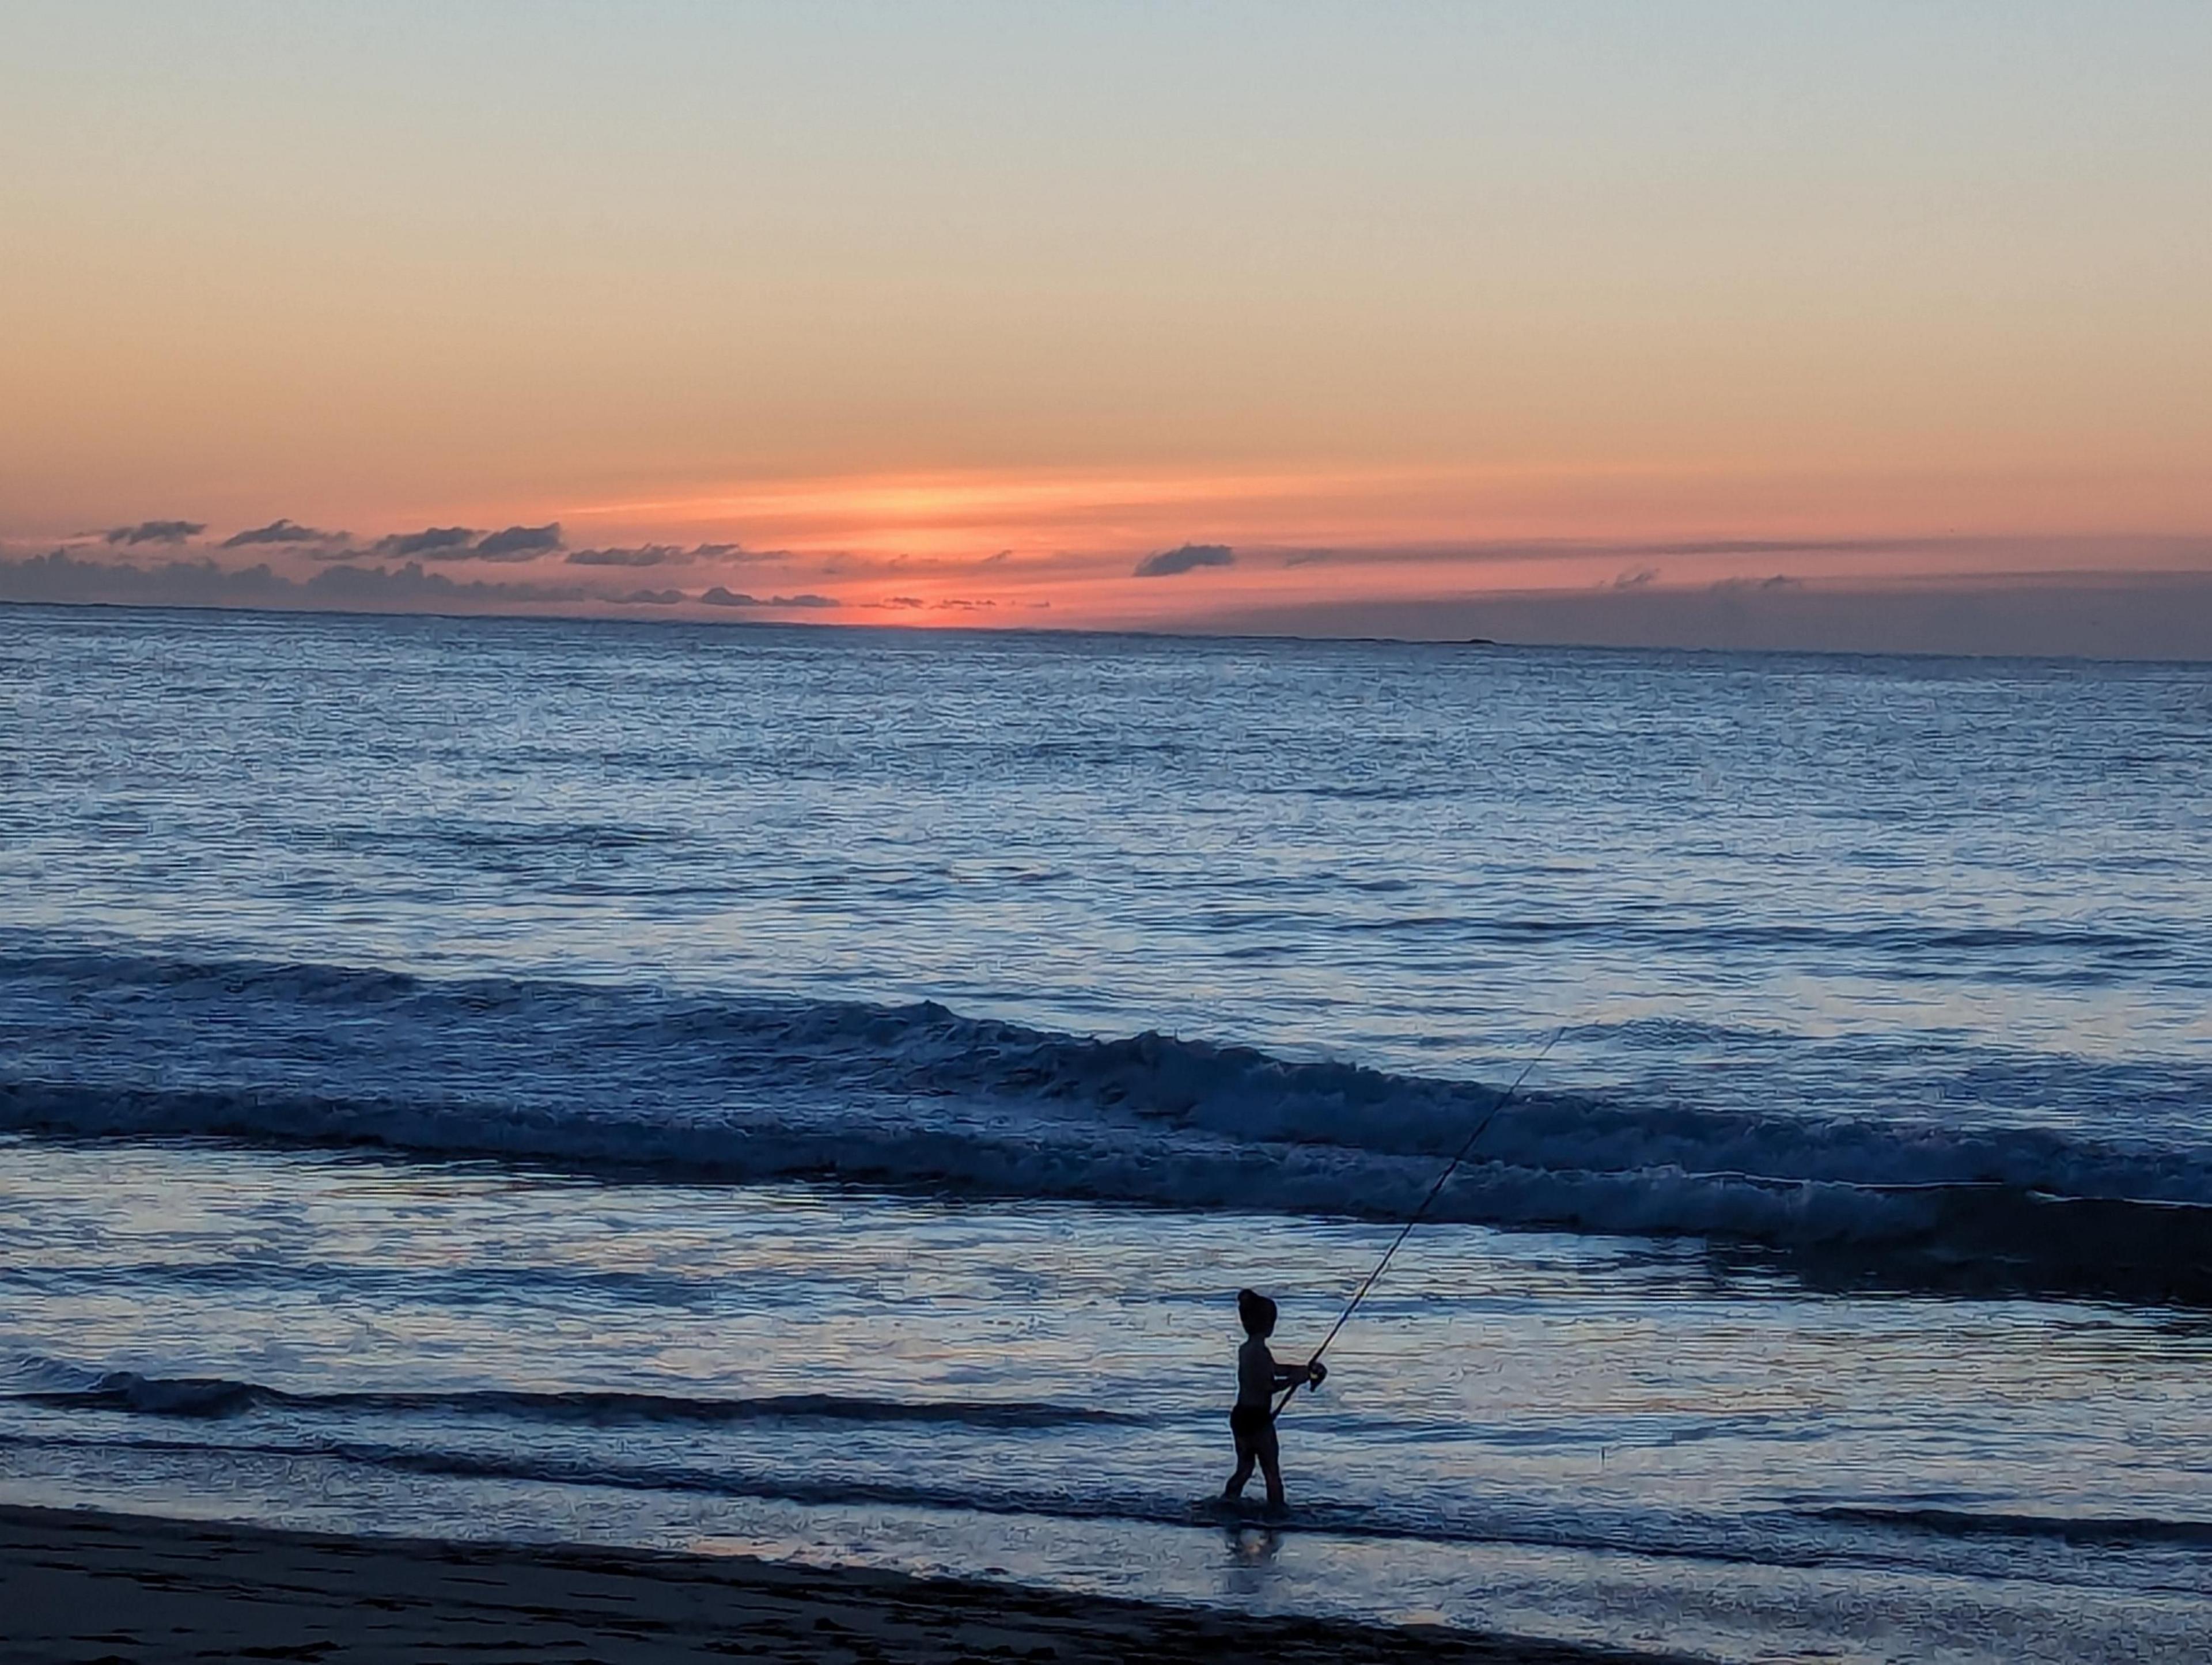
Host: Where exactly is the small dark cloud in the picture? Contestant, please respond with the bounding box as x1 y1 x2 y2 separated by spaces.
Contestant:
222 518 346 548
472 522 563 559
1282 549 1332 568
1710 574 1804 592
817 552 942 579
878 596 927 610
1135 543 1234 578
979 551 1011 567
105 520 204 546
566 545 693 568
617 588 685 605
1613 567 1659 590
374 526 479 558
934 598 997 610
700 589 839 610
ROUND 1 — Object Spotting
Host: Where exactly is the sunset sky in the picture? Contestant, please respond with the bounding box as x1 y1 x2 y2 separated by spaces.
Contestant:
4 2 2209 649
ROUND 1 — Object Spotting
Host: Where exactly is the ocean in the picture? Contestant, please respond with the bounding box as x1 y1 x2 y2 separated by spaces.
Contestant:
2 602 2209 1662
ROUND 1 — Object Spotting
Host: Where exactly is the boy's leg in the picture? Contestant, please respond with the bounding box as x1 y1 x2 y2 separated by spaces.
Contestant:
1224 1430 1256 1500
1257 1428 1286 1509
1224 1451 1255 1500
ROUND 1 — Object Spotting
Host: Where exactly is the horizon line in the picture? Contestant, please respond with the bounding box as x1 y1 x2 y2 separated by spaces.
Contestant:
9 590 2211 670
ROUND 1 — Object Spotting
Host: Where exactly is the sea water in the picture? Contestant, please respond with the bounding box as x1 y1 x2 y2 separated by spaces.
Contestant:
2 604 2209 1662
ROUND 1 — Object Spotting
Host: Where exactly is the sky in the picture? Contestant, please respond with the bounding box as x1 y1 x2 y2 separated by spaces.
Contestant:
3 1 2209 652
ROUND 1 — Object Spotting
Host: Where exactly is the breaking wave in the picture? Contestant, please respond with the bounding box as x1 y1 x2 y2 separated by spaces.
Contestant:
3 945 2210 1300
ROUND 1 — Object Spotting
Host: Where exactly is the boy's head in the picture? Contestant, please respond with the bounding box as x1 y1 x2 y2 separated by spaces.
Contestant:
1237 1288 1278 1337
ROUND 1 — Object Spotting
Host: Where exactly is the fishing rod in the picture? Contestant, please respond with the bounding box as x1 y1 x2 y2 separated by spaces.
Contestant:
1273 1026 1564 1421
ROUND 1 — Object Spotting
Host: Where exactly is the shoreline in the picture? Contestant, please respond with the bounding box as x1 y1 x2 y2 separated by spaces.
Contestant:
0 1501 1689 1664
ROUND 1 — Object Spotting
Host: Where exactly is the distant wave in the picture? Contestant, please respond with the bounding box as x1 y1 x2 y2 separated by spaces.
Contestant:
1813 1505 2212 1552
4 945 2211 1301
14 1371 1132 1431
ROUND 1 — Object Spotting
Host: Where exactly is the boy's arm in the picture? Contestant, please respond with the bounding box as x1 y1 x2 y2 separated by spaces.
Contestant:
1270 1351 1325 1387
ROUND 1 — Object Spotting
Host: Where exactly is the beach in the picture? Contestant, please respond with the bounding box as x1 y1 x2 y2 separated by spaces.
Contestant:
0 1505 1675 1665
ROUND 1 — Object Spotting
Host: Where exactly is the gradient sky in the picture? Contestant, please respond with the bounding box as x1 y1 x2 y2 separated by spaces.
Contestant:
3 2 2209 643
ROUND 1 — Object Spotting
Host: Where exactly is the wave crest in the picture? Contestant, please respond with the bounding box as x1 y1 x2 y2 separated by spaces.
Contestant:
4 945 2211 1300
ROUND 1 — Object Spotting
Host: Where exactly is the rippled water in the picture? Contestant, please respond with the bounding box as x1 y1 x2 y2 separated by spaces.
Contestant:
2 603 2209 1662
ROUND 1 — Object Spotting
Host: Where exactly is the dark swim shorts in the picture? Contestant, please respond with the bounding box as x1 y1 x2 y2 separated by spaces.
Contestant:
1229 1404 1277 1454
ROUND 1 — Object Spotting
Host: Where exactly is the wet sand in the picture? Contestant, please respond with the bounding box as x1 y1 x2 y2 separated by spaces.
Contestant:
0 1504 1685 1664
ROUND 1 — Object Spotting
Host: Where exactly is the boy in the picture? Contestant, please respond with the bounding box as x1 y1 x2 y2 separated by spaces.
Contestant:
1224 1287 1325 1510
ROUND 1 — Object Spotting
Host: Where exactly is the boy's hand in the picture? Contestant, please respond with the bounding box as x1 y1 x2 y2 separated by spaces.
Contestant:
1308 1361 1327 1387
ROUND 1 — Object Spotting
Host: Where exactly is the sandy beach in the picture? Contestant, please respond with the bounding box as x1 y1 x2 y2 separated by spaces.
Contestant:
0 1504 1686 1665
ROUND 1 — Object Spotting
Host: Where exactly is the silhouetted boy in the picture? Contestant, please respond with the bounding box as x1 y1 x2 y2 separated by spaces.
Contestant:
1224 1287 1324 1510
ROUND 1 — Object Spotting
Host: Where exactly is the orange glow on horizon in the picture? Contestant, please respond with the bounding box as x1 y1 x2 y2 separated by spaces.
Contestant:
10 456 2205 635
554 458 2212 559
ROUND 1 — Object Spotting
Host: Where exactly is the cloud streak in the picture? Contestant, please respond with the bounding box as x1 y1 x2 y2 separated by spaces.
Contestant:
342 524 566 563
104 520 204 546
562 540 779 567
221 518 347 548
471 522 563 558
1135 543 1234 578
372 526 479 558
699 587 839 609
566 544 692 567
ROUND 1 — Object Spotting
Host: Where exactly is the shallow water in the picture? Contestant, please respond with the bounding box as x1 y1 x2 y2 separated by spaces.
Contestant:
2 604 2209 1660
5 1140 2210 1662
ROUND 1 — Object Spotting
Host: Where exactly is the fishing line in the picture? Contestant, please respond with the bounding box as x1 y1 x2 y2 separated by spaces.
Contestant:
1273 1025 1565 1421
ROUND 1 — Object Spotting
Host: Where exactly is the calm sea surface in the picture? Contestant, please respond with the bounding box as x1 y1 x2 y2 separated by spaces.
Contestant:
3 604 2209 1662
